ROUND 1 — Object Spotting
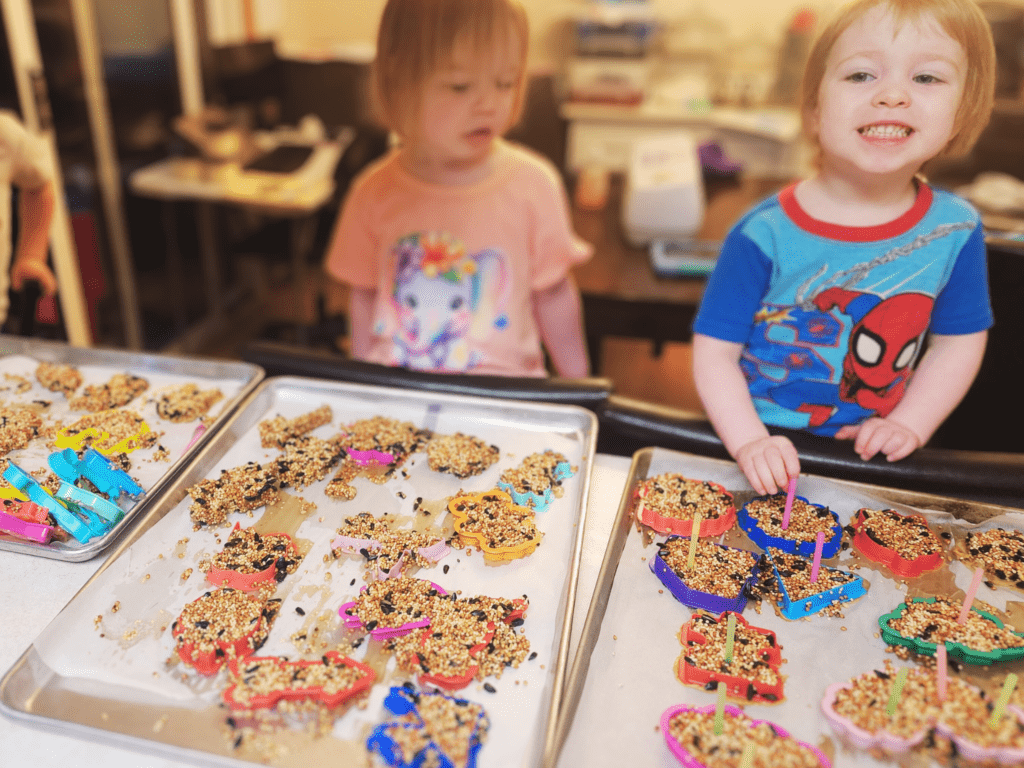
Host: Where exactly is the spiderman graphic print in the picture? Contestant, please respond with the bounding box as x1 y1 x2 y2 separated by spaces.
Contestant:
694 183 993 436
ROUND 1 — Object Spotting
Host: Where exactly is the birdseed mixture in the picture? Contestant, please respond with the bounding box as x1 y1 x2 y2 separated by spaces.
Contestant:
273 435 344 489
172 589 279 669
680 611 781 689
257 405 333 449
767 549 860 602
852 508 944 559
69 373 149 412
155 383 223 423
342 577 443 634
332 512 448 577
959 528 1024 591
498 450 571 500
0 407 42 455
658 536 760 599
743 495 837 544
829 663 940 739
60 409 162 452
34 362 82 397
203 526 300 584
885 597 1024 653
637 473 733 521
187 462 281 528
426 432 500 478
224 653 373 709
665 707 822 768
339 416 430 465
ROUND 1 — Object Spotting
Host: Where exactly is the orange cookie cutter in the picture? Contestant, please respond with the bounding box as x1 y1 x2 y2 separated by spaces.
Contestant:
447 490 541 562
222 650 375 709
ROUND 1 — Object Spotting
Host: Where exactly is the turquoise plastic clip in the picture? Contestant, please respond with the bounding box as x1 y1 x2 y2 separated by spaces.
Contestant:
2 462 106 543
48 448 82 485
55 482 124 524
80 449 144 499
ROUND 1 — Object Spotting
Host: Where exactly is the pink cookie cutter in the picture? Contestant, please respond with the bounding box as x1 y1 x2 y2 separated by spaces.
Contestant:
338 582 448 639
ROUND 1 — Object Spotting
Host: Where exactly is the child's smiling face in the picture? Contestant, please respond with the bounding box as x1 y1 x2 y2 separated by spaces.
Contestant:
811 4 966 182
406 34 523 179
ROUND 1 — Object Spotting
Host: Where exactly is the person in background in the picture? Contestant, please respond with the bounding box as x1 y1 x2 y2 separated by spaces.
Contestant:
692 0 996 495
324 0 592 378
0 110 57 324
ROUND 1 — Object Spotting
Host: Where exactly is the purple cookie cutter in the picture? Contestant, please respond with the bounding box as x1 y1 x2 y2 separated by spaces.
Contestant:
660 703 831 767
650 537 760 614
331 534 451 580
338 581 448 639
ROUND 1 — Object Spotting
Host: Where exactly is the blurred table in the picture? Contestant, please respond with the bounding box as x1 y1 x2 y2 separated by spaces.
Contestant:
129 132 351 352
570 173 787 371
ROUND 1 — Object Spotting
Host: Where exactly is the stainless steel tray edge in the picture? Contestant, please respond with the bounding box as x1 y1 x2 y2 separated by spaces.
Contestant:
2 375 598 768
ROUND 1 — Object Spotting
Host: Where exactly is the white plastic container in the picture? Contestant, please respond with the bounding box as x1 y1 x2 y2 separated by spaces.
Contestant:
622 131 705 246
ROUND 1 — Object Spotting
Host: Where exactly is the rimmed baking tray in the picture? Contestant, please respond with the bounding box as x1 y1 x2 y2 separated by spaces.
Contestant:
551 447 1024 768
0 336 263 561
1 376 596 767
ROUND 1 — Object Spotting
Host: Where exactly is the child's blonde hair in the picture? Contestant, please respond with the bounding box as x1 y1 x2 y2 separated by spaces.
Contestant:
371 0 530 139
800 0 996 159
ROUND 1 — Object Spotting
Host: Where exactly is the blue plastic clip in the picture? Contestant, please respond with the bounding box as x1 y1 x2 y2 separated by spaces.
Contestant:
48 448 82 485
80 449 144 499
55 482 124 524
2 462 107 543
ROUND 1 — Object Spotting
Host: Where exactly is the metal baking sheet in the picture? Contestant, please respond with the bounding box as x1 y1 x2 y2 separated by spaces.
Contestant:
1 376 596 767
0 336 263 560
552 447 1024 768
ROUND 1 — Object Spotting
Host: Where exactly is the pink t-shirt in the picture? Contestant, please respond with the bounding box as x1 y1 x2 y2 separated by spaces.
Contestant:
324 140 592 376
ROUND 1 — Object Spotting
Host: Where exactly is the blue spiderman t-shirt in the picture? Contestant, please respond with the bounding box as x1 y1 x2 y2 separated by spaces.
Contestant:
692 182 993 436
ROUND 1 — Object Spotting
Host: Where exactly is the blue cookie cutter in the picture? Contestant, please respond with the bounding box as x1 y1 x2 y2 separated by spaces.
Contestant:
367 685 489 768
766 549 867 620
3 462 107 543
497 453 574 512
737 494 843 559
48 448 144 501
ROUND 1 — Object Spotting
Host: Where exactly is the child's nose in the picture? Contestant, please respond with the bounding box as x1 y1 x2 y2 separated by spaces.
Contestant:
872 81 910 108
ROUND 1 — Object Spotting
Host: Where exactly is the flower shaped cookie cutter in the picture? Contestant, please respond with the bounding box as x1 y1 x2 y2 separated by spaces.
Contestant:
635 476 736 537
222 651 375 710
821 679 930 755
367 685 490 768
447 489 541 562
496 452 574 512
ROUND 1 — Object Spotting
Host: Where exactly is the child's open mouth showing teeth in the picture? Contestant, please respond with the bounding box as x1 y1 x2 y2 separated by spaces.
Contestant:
859 124 912 137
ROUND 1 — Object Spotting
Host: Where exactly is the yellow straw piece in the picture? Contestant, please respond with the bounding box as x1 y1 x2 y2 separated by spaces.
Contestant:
739 742 756 768
687 514 703 570
886 668 909 717
724 613 737 662
713 681 727 735
988 673 1018 729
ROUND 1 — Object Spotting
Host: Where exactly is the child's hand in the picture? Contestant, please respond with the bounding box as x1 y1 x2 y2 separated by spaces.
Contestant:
734 436 800 496
835 418 921 462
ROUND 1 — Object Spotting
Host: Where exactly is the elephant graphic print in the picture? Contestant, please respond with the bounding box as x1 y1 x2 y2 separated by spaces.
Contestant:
381 232 511 372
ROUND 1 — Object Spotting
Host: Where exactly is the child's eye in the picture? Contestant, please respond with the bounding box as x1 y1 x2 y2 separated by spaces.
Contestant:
847 71 874 83
448 83 471 94
913 73 942 84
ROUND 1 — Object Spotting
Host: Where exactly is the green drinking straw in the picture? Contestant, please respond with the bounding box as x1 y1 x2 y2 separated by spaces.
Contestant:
886 668 910 716
724 613 737 663
738 742 756 768
713 681 727 735
988 673 1018 729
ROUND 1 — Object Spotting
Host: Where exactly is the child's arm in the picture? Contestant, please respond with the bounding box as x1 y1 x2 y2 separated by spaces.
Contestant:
836 330 987 461
348 287 377 360
532 276 590 378
9 181 57 296
693 333 800 494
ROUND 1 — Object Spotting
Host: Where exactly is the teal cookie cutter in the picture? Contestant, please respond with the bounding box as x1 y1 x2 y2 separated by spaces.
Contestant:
497 453 574 511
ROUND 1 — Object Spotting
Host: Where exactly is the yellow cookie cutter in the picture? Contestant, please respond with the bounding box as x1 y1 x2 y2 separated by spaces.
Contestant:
55 419 151 455
447 489 542 563
0 485 29 502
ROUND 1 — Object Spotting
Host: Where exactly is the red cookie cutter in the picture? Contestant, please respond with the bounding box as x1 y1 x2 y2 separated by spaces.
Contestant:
849 508 945 578
222 650 375 709
171 591 273 675
205 524 300 592
636 477 736 537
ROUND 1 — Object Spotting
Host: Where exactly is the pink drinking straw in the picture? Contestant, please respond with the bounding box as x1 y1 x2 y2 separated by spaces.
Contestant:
936 643 948 702
810 530 826 583
957 566 985 624
781 477 797 530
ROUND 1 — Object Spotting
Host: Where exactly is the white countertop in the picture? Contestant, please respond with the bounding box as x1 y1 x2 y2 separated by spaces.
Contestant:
0 453 633 768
